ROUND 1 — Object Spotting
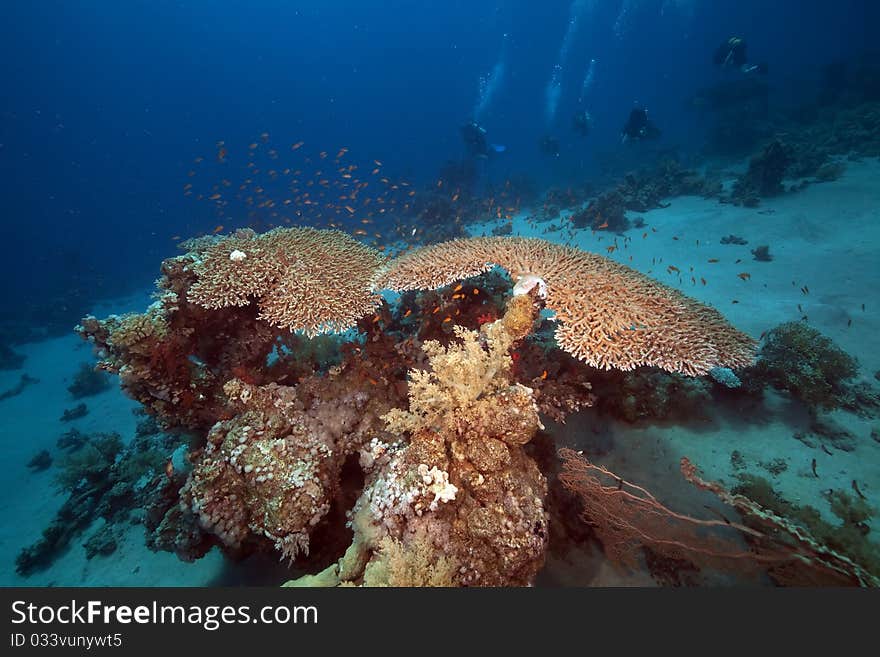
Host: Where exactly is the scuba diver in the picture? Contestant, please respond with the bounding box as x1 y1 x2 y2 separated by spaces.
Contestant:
572 109 593 137
621 106 661 143
460 121 506 159
539 135 560 158
713 36 768 75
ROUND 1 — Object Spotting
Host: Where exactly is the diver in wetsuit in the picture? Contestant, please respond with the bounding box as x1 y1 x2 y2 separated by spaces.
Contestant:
713 36 768 75
621 106 661 143
461 121 506 159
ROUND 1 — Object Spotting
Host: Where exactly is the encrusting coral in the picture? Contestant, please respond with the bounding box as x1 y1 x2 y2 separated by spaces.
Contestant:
187 227 385 336
377 236 756 376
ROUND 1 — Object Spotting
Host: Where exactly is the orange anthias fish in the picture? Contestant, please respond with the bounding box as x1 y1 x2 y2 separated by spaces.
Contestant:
737 272 751 281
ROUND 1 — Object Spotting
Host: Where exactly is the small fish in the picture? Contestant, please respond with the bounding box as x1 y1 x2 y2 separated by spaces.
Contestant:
707 258 719 263
606 245 616 254
165 459 174 480
700 277 706 285
642 232 648 239
212 225 224 234
403 309 412 318
432 306 440 314
667 265 679 274
737 272 751 281
442 316 452 323
291 141 304 150
732 300 739 304
472 289 479 295
847 318 852 327
597 221 609 229
453 283 463 292
540 370 548 380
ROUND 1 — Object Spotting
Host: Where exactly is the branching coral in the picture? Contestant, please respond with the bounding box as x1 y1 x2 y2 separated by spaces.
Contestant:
187 227 385 336
377 236 756 376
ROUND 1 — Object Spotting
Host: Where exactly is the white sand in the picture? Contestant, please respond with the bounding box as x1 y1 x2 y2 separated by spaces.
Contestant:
1 158 877 586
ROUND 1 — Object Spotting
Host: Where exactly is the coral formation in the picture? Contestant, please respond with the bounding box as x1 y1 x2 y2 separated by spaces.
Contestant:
730 139 794 206
67 362 112 399
288 294 550 587
748 322 860 411
16 426 176 576
187 227 384 336
181 372 396 561
378 236 756 375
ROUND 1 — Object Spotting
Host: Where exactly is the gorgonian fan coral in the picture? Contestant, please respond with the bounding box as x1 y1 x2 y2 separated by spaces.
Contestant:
377 236 756 375
187 227 385 336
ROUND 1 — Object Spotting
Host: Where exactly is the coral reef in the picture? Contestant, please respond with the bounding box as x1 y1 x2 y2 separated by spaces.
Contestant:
751 245 772 262
60 403 88 422
570 160 720 233
67 362 112 399
589 369 713 423
26 449 52 472
378 236 756 375
289 294 550 587
180 369 398 562
730 139 793 206
16 426 177 576
748 322 861 411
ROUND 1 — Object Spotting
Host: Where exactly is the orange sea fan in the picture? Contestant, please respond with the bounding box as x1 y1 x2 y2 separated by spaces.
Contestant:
376 237 756 375
187 227 384 336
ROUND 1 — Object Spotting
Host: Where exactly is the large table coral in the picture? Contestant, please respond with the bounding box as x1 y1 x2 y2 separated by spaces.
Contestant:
377 236 756 375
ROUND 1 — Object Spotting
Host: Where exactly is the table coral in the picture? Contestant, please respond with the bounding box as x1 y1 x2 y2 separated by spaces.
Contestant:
187 227 385 336
377 236 756 376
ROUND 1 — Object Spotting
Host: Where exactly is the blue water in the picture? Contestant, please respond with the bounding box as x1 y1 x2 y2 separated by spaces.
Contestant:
1 0 875 317
1 0 879 587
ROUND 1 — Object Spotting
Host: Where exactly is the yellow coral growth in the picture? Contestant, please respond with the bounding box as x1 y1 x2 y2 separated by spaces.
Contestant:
377 237 756 375
187 227 384 336
383 325 516 436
